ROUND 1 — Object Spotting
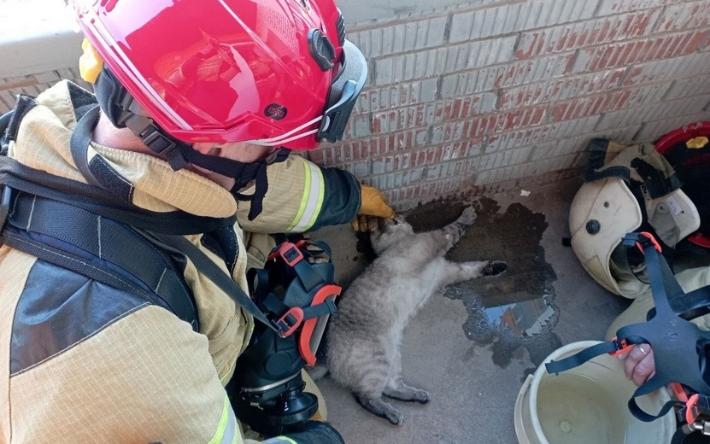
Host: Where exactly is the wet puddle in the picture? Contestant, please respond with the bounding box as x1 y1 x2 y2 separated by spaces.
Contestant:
406 197 561 369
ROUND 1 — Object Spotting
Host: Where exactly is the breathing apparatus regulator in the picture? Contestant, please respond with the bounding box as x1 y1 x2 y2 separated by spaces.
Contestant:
227 237 341 435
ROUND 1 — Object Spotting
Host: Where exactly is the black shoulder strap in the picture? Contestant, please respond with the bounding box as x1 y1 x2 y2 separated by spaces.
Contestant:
2 188 200 331
138 231 287 335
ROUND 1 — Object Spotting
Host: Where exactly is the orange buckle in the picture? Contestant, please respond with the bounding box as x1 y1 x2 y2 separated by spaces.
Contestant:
609 338 633 358
271 242 304 267
635 231 662 255
276 307 304 337
671 383 690 403
298 284 342 367
686 393 700 426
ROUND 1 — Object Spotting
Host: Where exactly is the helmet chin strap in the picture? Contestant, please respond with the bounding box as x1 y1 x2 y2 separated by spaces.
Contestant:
93 69 289 220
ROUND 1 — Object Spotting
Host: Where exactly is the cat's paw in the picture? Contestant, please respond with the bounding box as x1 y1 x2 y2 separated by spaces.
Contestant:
483 261 507 276
457 206 477 226
413 389 430 404
385 409 404 426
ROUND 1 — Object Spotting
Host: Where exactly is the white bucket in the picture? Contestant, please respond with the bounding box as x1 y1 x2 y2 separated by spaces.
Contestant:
514 341 676 444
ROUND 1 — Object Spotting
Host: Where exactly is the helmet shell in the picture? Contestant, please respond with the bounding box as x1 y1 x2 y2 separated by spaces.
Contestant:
569 178 644 298
72 0 345 149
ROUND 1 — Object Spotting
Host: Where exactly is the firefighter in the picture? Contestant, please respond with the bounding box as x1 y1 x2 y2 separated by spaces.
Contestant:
0 0 393 442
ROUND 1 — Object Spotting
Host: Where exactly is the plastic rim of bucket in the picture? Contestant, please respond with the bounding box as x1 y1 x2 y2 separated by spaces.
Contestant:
514 340 674 444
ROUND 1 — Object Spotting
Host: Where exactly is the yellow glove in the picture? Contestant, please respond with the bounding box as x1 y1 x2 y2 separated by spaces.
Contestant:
352 186 395 233
359 186 395 218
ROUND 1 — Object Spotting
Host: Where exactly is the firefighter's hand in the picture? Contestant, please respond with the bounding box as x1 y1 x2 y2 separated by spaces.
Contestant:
619 344 655 386
359 186 395 219
351 215 380 233
353 186 395 233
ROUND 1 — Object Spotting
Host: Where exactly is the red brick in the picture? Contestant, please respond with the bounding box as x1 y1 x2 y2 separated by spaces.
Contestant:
371 94 497 135
573 31 710 73
596 0 676 16
549 83 668 122
654 2 710 34
516 10 661 59
498 68 627 110
551 90 631 121
466 107 547 139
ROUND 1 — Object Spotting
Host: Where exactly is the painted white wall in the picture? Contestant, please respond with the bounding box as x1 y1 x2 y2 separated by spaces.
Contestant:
0 1 82 77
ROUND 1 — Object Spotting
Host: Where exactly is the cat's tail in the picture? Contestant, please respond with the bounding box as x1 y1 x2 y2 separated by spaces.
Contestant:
307 364 329 381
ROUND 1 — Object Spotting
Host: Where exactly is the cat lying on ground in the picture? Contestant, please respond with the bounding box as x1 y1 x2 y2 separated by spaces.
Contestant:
323 206 507 425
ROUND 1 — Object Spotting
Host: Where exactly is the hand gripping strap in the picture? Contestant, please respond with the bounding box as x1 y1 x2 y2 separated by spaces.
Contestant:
546 232 710 426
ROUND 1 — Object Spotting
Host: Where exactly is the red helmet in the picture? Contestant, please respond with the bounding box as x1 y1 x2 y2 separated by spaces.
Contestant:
71 0 367 151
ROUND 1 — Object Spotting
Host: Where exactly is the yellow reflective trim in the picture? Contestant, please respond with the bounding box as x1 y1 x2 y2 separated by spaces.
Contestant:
288 161 312 232
304 166 325 231
208 396 233 444
290 162 325 232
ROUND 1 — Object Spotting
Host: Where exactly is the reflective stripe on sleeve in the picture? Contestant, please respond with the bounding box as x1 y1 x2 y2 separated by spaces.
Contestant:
209 396 240 444
288 161 325 232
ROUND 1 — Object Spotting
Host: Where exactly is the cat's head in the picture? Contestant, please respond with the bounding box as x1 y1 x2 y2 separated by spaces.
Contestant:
371 216 414 254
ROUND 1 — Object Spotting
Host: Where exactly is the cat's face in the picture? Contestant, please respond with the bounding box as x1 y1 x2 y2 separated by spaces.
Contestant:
371 216 414 254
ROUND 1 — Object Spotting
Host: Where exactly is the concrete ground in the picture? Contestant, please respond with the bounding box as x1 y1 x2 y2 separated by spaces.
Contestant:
312 178 631 444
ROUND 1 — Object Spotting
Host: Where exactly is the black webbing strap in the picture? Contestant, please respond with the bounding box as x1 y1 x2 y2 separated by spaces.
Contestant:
0 156 235 235
670 285 710 320
141 231 287 335
302 300 337 319
3 95 37 145
545 341 619 374
630 398 684 423
70 105 105 188
2 190 199 331
584 138 632 182
0 110 14 152
630 157 683 199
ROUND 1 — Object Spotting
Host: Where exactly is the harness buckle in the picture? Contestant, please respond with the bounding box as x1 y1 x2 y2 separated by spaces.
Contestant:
634 231 662 255
608 337 632 358
686 394 710 435
276 307 304 338
275 242 305 267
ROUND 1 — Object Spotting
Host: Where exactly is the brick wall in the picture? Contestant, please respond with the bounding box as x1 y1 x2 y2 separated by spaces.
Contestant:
310 0 710 209
2 0 710 210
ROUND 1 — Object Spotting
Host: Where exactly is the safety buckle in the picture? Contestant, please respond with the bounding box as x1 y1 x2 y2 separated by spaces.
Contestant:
685 394 710 435
608 337 632 358
276 307 304 337
141 126 178 156
276 242 305 267
634 231 662 255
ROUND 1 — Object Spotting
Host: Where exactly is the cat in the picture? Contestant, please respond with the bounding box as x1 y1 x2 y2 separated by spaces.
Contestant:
323 206 507 425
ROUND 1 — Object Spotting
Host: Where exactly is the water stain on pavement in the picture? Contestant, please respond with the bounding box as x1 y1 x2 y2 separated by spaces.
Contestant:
406 197 562 369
